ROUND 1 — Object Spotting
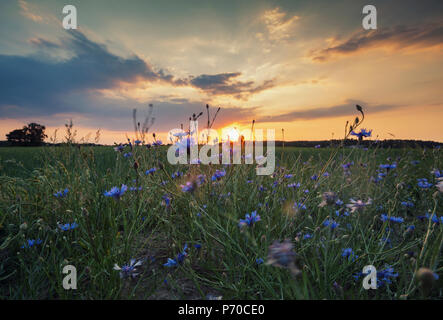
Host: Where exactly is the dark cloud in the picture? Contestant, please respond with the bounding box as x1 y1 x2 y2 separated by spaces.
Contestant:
310 22 443 62
0 30 174 117
0 30 273 129
257 100 403 122
185 72 275 99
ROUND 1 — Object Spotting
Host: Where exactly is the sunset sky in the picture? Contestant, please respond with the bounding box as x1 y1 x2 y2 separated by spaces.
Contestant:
0 0 442 144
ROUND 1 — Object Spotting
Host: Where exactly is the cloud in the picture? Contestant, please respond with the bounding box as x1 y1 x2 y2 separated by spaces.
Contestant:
259 7 299 43
256 100 403 122
310 22 443 62
18 0 44 22
184 72 275 99
0 30 177 117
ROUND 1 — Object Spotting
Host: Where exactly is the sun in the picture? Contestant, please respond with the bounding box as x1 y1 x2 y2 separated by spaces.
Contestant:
221 127 240 142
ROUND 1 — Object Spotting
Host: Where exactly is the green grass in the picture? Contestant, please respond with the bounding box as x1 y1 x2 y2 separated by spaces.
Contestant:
0 143 442 299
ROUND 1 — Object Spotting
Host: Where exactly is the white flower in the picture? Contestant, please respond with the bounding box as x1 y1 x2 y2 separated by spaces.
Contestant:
346 198 372 213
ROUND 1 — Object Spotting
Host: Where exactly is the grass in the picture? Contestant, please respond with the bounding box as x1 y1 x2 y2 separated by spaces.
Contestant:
0 142 442 299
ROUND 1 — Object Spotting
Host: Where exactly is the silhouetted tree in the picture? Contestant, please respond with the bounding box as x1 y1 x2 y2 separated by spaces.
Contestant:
6 123 47 146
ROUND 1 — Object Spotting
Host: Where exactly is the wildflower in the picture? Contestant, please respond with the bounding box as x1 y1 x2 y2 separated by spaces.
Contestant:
318 191 338 207
310 174 318 181
323 172 330 177
145 167 157 175
346 198 372 213
323 219 339 229
134 140 142 145
239 211 261 227
113 259 143 278
54 188 69 198
380 214 404 223
162 194 171 207
350 128 372 139
123 152 132 158
341 248 358 261
104 184 128 199
211 169 226 181
287 182 301 188
293 202 306 212
114 144 124 152
21 239 42 249
180 181 196 193
152 140 163 146
303 234 312 240
379 163 396 170
256 258 264 265
336 199 344 206
431 169 442 178
129 186 142 191
171 171 183 179
401 201 414 208
315 144 321 148
266 239 300 276
58 222 78 231
417 178 432 189
164 244 189 267
163 258 178 267
342 162 354 170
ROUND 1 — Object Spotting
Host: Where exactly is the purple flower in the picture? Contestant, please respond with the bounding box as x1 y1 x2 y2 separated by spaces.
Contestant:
54 188 69 198
239 211 261 227
114 259 143 278
104 184 128 199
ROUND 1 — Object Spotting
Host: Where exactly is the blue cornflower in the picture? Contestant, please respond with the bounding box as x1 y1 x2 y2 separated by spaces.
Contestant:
54 188 69 198
152 140 163 146
123 152 132 158
341 248 358 261
315 144 321 148
164 244 189 267
401 201 414 208
381 214 404 223
350 128 372 138
310 175 318 181
162 194 171 207
323 172 330 177
211 169 226 181
379 163 396 170
104 184 128 199
407 225 415 232
431 169 442 178
171 171 183 179
417 178 432 189
303 234 312 240
58 222 78 231
336 199 344 206
323 219 339 229
239 211 261 227
130 186 143 191
114 259 143 278
293 202 306 211
134 140 142 145
145 167 157 175
287 182 301 188
256 258 264 265
21 239 42 249
180 181 196 193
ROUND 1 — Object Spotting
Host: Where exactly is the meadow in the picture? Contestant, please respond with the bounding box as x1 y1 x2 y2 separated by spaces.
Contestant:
0 141 441 299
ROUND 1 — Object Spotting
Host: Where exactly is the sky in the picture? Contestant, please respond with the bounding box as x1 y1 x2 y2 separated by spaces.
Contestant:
0 0 442 145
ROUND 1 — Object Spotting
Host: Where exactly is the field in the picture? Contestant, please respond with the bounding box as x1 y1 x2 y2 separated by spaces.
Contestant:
0 143 442 299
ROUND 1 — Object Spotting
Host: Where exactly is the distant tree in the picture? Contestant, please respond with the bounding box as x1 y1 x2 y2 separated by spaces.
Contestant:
6 123 47 146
